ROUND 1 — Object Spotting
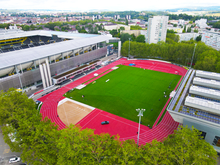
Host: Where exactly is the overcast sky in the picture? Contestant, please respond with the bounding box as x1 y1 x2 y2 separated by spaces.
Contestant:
0 0 220 11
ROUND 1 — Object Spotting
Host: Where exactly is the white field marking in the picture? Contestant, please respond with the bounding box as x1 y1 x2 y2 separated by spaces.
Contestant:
58 98 95 110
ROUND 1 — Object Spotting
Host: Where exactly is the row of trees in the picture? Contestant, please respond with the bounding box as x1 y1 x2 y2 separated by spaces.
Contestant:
0 88 218 164
167 13 220 21
212 21 220 29
121 40 220 73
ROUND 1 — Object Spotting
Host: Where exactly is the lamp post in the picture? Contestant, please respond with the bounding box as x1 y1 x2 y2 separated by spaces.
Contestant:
128 38 131 57
190 43 197 68
136 108 145 146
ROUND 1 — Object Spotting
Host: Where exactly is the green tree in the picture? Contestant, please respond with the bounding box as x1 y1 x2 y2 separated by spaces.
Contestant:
164 125 217 165
166 33 180 43
136 35 145 43
23 25 30 31
196 35 202 41
187 27 191 32
126 19 129 25
120 33 131 44
120 26 125 31
130 25 142 30
194 29 199 33
109 29 119 37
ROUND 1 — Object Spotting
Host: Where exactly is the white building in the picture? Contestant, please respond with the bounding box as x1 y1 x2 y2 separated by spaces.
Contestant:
167 69 220 153
201 31 220 50
178 33 200 42
167 25 183 33
195 19 208 29
178 19 185 26
146 16 169 44
125 15 131 20
104 24 130 31
114 15 120 20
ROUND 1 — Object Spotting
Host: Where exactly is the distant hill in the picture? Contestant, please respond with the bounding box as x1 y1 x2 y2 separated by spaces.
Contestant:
166 6 220 12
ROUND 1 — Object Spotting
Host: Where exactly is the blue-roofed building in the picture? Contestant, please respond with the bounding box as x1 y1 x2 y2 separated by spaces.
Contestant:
167 69 220 153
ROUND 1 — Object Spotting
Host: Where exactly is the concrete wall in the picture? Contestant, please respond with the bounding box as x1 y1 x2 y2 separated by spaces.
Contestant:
183 118 220 152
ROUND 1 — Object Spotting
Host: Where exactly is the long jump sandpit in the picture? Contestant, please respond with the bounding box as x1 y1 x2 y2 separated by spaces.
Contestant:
57 98 95 126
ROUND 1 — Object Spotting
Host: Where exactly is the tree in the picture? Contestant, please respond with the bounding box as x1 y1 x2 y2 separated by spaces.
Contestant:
166 33 180 43
136 35 145 43
187 27 191 32
126 19 128 25
0 89 218 164
196 35 202 41
120 33 131 44
120 26 125 31
182 25 186 33
163 125 217 165
194 29 199 33
130 25 142 30
22 25 30 31
109 29 119 37
173 24 177 27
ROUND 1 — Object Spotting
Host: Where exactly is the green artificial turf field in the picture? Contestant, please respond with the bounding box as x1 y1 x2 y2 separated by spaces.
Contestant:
65 65 181 126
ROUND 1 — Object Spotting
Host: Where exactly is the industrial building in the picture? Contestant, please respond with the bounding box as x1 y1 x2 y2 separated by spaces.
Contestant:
0 30 118 92
167 69 220 153
146 16 169 44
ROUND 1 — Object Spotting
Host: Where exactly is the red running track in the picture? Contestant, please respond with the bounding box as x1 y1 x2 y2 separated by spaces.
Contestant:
39 58 187 144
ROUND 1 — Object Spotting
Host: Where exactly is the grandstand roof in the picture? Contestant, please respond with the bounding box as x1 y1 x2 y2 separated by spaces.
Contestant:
189 85 220 97
0 35 112 69
193 77 220 87
185 96 220 115
196 70 220 80
0 30 99 40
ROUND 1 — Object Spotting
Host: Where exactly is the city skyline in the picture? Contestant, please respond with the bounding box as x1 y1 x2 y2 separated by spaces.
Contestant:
0 0 220 12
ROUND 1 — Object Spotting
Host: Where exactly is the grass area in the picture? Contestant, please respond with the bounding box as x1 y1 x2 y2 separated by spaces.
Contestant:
65 65 181 127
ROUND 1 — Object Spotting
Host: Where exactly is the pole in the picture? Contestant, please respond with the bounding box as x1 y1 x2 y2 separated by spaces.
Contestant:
128 38 130 57
190 43 197 68
137 115 141 146
136 108 145 146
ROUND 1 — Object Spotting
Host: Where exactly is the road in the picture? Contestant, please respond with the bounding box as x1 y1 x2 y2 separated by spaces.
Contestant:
0 127 22 165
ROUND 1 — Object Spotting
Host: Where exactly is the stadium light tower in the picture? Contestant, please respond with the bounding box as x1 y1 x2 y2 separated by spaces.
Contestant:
190 43 197 68
128 38 131 57
136 108 145 146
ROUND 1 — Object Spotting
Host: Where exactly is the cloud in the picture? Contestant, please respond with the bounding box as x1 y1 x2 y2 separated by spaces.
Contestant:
0 0 220 11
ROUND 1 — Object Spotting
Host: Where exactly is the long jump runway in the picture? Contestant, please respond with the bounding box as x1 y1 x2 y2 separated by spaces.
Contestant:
39 58 187 144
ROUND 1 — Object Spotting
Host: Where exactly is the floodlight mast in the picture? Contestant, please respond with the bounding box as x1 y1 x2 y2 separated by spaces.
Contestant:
136 108 145 146
190 43 197 68
128 38 131 57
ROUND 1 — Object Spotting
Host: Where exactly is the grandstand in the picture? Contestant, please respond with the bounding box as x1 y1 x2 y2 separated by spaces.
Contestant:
0 30 117 92
167 69 220 153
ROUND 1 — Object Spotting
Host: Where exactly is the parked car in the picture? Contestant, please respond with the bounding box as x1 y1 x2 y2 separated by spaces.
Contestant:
9 157 20 163
101 121 109 125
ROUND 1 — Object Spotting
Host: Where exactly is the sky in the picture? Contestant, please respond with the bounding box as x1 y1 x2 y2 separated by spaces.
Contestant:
0 0 220 11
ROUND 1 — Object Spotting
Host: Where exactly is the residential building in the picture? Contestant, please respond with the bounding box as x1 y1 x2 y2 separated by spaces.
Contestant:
201 30 220 50
104 24 130 31
114 15 120 20
146 16 169 44
125 15 131 20
178 33 200 42
195 19 208 29
167 24 183 33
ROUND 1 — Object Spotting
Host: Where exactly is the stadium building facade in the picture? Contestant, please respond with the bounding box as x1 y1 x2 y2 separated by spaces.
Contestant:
0 30 116 92
167 69 220 153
